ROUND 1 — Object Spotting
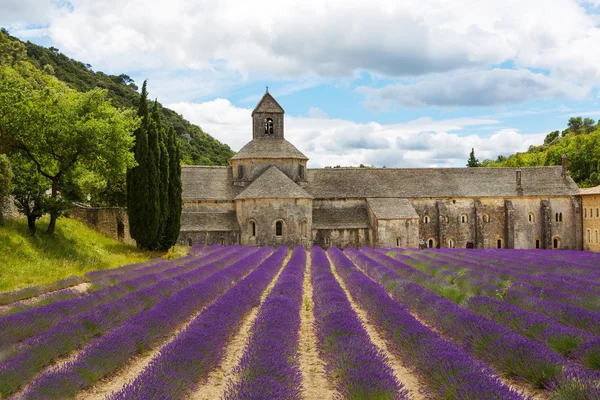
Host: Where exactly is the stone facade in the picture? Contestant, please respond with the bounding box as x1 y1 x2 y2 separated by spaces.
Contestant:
179 90 586 250
581 187 600 252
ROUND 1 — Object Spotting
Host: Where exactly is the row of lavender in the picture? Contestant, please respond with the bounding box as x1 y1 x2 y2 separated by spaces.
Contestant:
23 247 275 399
111 247 289 398
0 245 255 397
224 246 306 399
329 248 525 399
362 248 600 398
390 248 600 371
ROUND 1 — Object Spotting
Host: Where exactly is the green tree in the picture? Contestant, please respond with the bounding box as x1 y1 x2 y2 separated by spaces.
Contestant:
568 117 583 134
127 81 160 249
161 126 182 250
467 148 480 167
0 154 12 226
0 63 138 234
583 118 596 134
151 100 170 248
544 130 560 145
10 158 50 235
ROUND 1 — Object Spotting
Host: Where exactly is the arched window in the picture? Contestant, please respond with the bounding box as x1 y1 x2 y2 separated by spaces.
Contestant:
428 238 435 248
482 213 490 223
250 220 256 237
238 165 244 179
424 216 430 224
555 213 559 222
396 237 401 247
596 208 599 218
535 238 541 249
448 238 455 248
187 238 193 246
275 220 283 236
559 212 563 222
595 229 599 244
553 237 560 249
220 237 225 245
461 214 468 223
528 212 535 223
301 219 307 236
497 239 502 249
299 164 305 179
325 236 331 247
264 117 274 135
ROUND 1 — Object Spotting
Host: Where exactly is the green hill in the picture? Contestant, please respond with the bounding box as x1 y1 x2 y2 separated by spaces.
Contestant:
481 117 600 187
1 29 234 166
0 217 183 292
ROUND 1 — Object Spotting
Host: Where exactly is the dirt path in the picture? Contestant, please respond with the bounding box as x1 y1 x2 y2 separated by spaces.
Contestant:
328 257 425 400
187 250 292 400
299 255 335 400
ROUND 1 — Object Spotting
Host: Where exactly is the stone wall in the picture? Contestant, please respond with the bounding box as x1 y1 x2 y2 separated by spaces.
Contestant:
179 230 238 247
376 219 419 248
1 196 19 221
406 196 580 250
582 194 600 251
236 198 312 247
312 227 371 249
69 204 133 244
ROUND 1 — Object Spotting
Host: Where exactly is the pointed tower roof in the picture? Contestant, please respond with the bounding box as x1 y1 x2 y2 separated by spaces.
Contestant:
251 88 285 116
234 166 313 200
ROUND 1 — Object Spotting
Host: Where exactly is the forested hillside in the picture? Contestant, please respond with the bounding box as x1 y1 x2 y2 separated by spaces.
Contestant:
481 117 600 187
1 29 234 166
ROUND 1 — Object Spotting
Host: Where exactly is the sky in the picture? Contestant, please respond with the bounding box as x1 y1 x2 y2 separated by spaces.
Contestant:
3 0 600 168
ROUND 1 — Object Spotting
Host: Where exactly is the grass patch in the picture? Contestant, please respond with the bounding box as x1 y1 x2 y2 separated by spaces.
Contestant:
0 217 184 293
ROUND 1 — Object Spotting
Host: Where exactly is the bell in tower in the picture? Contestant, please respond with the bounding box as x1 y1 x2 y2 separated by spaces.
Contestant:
252 87 285 140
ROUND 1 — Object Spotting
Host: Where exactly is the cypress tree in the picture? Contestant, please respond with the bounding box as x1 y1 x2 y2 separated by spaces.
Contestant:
161 126 182 249
152 100 170 249
127 81 160 249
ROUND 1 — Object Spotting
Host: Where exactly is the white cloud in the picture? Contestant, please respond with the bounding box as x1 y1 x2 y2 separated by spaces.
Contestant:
307 107 328 119
359 69 589 110
167 98 543 168
7 0 597 94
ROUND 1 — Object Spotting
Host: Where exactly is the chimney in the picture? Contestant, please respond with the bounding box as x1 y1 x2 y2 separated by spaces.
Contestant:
561 154 568 178
516 168 523 196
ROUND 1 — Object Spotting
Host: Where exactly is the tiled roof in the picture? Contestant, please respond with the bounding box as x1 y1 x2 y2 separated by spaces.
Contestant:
305 166 579 199
312 204 370 229
234 166 313 200
180 211 237 231
579 185 600 195
181 165 580 201
181 166 242 201
367 198 419 219
230 138 308 160
251 92 284 116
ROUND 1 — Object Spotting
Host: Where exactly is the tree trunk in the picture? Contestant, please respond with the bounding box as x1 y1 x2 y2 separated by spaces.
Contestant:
47 212 57 234
0 208 4 227
27 215 36 236
46 176 60 234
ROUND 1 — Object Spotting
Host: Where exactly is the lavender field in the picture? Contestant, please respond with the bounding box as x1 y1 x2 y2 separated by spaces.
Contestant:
1 245 599 399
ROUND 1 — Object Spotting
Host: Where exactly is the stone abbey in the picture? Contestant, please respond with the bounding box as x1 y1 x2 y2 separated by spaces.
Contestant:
179 90 590 250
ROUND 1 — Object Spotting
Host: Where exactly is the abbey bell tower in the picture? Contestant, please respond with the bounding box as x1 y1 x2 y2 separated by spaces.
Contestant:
230 88 309 187
252 88 285 140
